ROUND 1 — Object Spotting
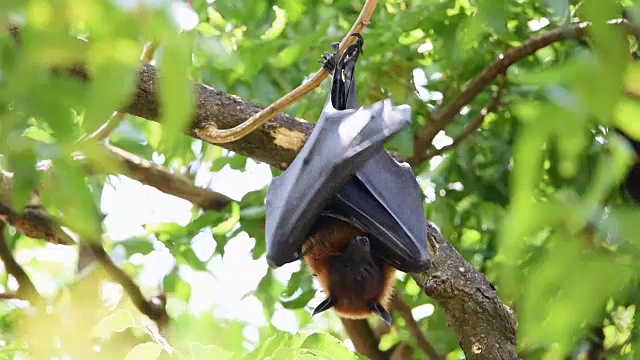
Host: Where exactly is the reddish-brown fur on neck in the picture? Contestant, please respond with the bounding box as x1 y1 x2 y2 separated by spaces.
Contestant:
302 218 396 319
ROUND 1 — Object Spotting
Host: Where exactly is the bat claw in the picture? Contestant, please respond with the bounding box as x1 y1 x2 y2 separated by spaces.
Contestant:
320 52 337 72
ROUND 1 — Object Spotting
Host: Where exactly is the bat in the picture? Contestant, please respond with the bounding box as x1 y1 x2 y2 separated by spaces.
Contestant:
265 34 430 324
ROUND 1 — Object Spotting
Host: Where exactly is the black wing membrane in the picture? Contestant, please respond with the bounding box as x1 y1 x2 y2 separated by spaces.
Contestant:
265 34 412 268
324 152 430 273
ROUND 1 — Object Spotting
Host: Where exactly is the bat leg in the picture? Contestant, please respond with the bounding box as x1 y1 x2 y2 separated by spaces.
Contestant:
313 297 336 316
371 302 392 326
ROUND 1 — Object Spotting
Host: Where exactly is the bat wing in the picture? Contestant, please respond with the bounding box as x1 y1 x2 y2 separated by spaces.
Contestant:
324 151 430 273
320 33 429 272
265 99 412 268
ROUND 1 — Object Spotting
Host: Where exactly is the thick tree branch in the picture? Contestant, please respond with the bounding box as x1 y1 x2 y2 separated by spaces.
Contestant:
121 63 312 169
411 224 518 359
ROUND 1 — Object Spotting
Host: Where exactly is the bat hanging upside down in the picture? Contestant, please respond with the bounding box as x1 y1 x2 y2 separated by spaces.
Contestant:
264 33 430 327
303 217 395 325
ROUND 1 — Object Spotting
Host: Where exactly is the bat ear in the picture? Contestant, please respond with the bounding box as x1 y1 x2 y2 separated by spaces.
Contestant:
312 297 335 316
371 302 392 326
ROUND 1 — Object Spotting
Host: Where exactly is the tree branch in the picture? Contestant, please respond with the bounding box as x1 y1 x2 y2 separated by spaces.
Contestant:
418 74 506 163
0 223 40 300
411 224 518 359
0 198 168 328
87 242 168 329
100 144 233 211
0 199 75 245
390 294 441 360
122 63 311 169
340 318 387 360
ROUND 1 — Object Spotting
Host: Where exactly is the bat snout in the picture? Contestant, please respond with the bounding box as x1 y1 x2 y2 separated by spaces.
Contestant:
353 235 369 246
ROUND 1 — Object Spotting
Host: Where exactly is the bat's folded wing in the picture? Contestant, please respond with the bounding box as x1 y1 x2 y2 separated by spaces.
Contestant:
265 99 411 268
327 151 430 273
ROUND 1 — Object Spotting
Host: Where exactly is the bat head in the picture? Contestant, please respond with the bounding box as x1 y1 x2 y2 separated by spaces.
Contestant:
311 234 393 326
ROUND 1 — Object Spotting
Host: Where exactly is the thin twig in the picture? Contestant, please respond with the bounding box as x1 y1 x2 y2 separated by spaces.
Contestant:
85 112 127 142
140 41 159 63
424 74 506 160
87 242 168 329
390 294 441 360
0 223 40 300
195 0 379 144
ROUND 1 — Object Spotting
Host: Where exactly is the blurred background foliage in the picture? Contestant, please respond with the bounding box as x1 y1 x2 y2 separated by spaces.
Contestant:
1 0 640 359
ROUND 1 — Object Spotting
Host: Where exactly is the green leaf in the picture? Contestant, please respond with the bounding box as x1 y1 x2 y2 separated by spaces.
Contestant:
91 310 135 338
212 202 240 235
40 157 102 239
84 57 138 134
615 99 640 140
262 6 287 41
214 0 269 25
6 146 39 211
190 343 234 360
385 126 414 157
120 237 154 256
211 153 248 171
271 44 302 69
162 269 192 300
254 270 284 318
177 247 207 271
280 289 315 310
298 332 358 360
244 333 293 360
124 342 163 360
158 32 195 153
240 206 266 220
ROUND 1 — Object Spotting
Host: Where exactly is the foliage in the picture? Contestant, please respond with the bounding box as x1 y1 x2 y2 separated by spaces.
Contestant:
1 0 640 359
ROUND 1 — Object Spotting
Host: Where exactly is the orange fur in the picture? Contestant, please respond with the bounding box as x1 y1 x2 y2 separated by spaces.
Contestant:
302 218 396 319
